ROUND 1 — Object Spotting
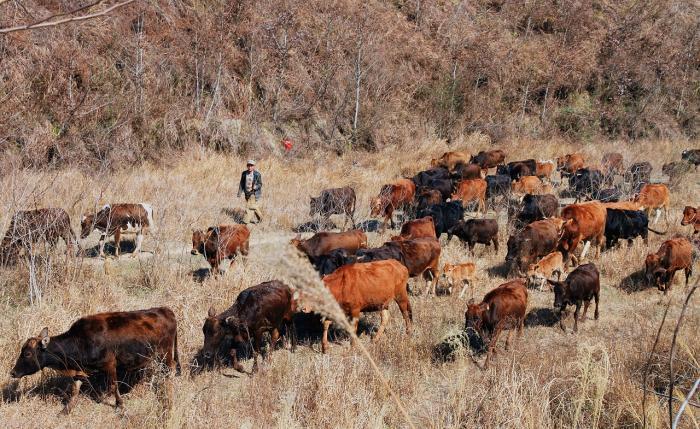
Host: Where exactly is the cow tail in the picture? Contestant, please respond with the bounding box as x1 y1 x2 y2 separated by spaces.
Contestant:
173 329 182 376
351 192 357 227
647 226 667 235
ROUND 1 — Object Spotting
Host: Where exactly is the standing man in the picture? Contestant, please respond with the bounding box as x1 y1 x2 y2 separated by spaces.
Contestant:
237 160 263 224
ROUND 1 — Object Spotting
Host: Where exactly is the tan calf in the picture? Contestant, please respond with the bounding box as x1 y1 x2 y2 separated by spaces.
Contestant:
441 262 477 298
526 251 565 290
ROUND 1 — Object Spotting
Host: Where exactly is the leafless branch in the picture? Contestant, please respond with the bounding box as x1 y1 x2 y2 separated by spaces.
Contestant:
0 0 138 34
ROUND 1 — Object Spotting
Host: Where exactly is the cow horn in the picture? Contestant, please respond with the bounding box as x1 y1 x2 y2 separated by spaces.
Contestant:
39 327 50 348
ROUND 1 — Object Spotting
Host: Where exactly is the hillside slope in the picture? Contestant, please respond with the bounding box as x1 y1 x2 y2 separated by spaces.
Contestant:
0 0 698 169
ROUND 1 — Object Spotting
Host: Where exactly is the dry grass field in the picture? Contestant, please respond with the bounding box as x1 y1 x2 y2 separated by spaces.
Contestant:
0 136 698 428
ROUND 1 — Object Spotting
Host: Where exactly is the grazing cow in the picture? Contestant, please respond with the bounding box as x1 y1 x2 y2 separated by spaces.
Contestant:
601 152 624 183
681 206 699 234
422 178 453 201
320 260 412 353
597 187 623 203
604 209 665 248
626 161 652 191
547 263 600 333
645 237 694 293
390 216 437 241
431 151 470 171
569 168 604 201
535 160 555 181
506 218 563 276
511 176 551 196
81 203 154 258
662 161 692 187
451 178 487 213
514 194 559 228
471 149 506 171
497 159 537 180
465 279 528 368
446 219 499 254
416 188 443 211
370 179 416 230
681 148 700 169
441 262 476 298
202 281 297 372
556 153 585 178
291 230 367 262
451 163 482 180
10 307 180 413
485 174 512 205
634 183 670 224
192 225 250 274
313 249 355 276
309 187 356 230
526 251 565 290
1 208 77 264
558 201 607 266
417 201 465 238
412 167 450 187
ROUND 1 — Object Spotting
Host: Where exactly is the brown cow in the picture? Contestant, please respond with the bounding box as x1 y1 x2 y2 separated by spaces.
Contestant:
526 251 565 290
601 152 624 180
321 259 412 353
291 230 367 261
506 217 564 276
511 176 552 195
557 153 585 177
465 279 528 368
390 216 437 240
202 281 297 372
371 179 416 231
558 201 607 267
192 224 250 274
10 307 180 413
309 187 356 230
535 160 555 181
471 149 506 172
547 263 600 333
441 262 476 298
393 237 441 295
634 183 670 225
681 206 700 234
81 203 154 258
645 237 694 293
431 151 470 171
451 178 487 213
416 188 442 211
1 208 78 264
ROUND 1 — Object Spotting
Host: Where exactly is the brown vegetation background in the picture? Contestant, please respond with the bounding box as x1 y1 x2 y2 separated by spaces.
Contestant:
1 0 699 170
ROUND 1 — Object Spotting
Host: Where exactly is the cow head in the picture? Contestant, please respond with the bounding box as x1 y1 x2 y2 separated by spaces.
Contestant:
441 264 455 285
10 327 51 378
526 263 542 287
547 280 570 309
681 206 697 226
644 254 664 287
370 197 386 217
464 299 488 336
191 229 206 255
201 307 240 363
290 234 304 250
80 213 95 239
309 197 322 217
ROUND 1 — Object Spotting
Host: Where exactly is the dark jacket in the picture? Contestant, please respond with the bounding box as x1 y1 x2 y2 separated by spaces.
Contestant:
238 170 262 199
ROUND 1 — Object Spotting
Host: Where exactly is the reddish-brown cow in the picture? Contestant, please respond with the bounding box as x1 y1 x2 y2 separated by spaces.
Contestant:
320 260 412 353
511 175 552 195
558 201 607 266
634 183 671 224
535 160 555 181
1 208 77 264
645 237 694 293
371 179 416 231
557 153 585 177
431 151 470 171
390 216 437 241
192 224 250 274
681 206 700 234
291 230 367 261
451 178 487 213
465 279 528 368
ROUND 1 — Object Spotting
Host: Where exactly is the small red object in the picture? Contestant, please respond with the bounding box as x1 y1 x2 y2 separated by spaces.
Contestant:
282 138 293 151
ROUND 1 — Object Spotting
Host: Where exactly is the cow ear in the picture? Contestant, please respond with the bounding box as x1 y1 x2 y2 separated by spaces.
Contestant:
39 327 50 348
547 279 561 288
208 307 217 318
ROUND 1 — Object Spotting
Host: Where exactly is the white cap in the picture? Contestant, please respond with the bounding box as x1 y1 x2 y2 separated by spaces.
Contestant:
247 159 256 165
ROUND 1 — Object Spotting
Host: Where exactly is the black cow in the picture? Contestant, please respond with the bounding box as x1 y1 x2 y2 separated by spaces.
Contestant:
412 167 450 187
597 187 623 203
447 219 499 254
450 163 482 181
355 244 404 264
681 149 700 169
422 178 453 201
514 194 559 228
485 174 512 203
313 248 355 276
604 209 665 248
417 201 465 237
496 159 536 180
547 263 600 333
569 168 604 202
202 281 297 373
309 187 356 230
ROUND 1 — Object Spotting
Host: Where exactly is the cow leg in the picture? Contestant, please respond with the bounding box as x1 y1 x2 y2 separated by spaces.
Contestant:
559 307 567 332
397 298 413 335
270 328 280 351
62 376 85 414
251 331 264 373
653 208 661 224
468 242 475 256
581 300 590 321
493 238 499 253
423 270 436 296
229 348 246 373
133 231 144 257
114 229 123 258
99 234 106 258
373 309 390 342
104 356 122 408
459 280 470 299
573 302 581 333
484 328 503 369
594 292 600 320
686 267 692 287
321 319 332 354
504 329 513 351
580 240 591 260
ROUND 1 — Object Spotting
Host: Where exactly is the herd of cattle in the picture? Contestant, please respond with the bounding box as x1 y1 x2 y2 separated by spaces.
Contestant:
1 147 699 413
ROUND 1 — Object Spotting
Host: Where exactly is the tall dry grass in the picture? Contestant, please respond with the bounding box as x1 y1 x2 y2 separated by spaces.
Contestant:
0 137 697 428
